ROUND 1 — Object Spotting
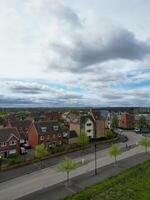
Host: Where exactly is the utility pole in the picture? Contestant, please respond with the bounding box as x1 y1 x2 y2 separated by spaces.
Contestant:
90 109 97 175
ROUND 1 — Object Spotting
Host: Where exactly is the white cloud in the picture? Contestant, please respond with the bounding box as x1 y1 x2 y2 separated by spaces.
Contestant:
0 0 149 107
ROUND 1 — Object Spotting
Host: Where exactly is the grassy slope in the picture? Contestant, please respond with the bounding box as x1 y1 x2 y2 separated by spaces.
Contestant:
64 160 150 200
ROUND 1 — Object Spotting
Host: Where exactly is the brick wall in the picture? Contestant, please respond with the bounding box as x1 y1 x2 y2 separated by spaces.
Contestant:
69 123 80 135
28 125 38 148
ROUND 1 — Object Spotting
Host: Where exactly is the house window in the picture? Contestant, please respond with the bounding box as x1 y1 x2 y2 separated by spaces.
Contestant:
87 130 91 133
47 135 50 140
87 123 92 126
53 125 59 131
1 142 6 147
40 136 44 140
9 140 16 145
41 127 47 132
59 141 62 145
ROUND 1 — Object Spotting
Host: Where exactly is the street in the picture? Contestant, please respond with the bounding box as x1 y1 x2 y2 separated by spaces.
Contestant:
0 132 124 183
0 130 147 200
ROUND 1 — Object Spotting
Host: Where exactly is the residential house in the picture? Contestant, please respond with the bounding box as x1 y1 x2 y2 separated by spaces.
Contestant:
119 112 134 129
70 115 95 138
91 111 109 138
63 130 78 144
28 121 63 148
8 120 32 144
0 128 20 157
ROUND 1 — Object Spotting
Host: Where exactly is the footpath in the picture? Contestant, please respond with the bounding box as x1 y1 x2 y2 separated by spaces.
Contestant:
0 144 149 200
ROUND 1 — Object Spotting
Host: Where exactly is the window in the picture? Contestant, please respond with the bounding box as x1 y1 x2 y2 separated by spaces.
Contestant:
87 123 92 126
53 134 56 139
1 142 6 147
53 125 59 131
47 135 50 140
9 140 16 145
41 127 47 132
87 130 91 133
40 136 44 140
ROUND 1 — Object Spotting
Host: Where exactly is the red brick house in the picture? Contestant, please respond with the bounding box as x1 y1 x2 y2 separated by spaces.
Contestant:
119 112 134 129
6 120 32 144
28 121 63 148
0 128 20 157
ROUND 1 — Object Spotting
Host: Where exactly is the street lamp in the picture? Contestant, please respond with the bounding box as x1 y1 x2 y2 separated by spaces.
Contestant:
90 110 97 175
0 155 2 170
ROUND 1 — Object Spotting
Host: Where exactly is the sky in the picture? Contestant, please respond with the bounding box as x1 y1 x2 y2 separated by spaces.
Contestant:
0 0 150 107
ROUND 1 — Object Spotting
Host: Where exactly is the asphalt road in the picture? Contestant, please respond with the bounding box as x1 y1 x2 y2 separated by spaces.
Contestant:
0 137 122 183
17 152 150 200
0 130 142 183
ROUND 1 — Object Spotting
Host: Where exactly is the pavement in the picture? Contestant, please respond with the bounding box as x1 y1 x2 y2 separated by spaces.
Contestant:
17 152 150 200
0 138 121 183
0 130 146 200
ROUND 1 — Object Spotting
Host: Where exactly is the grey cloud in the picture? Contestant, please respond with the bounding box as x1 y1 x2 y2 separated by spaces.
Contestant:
0 95 34 107
11 85 49 94
71 30 150 66
58 5 82 28
50 29 150 72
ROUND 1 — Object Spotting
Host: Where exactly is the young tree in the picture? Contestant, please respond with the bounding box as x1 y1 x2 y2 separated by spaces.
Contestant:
77 132 89 164
109 144 121 165
59 156 77 186
111 116 119 128
35 144 48 168
106 130 115 139
138 138 150 153
138 116 148 133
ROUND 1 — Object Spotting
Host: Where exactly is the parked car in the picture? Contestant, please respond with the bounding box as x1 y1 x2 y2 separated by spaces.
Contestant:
134 128 140 134
21 143 31 149
20 147 27 155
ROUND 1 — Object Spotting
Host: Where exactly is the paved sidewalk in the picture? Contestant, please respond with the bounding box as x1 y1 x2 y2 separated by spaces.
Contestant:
0 144 148 200
18 152 150 200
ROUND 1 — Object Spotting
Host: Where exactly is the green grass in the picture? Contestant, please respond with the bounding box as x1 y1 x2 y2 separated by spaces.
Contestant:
64 160 150 200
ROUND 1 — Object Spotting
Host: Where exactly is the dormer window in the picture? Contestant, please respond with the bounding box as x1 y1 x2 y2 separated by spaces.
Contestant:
1 142 6 147
41 127 47 132
40 136 44 140
53 125 59 131
9 140 16 145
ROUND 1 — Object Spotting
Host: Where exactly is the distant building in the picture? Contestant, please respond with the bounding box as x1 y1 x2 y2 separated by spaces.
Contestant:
28 121 63 148
119 112 134 129
63 130 78 144
70 115 95 138
91 111 109 138
7 120 32 144
0 128 20 157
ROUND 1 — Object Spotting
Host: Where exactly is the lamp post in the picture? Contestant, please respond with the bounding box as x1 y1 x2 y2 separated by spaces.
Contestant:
0 155 2 170
90 109 97 175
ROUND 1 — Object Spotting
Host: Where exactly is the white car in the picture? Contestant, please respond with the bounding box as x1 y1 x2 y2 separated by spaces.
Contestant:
135 128 140 133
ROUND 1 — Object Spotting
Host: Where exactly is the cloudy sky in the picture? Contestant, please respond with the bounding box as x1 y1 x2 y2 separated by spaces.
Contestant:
0 0 150 107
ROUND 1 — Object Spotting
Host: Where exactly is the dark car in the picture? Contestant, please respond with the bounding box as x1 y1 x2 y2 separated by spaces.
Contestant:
21 143 31 149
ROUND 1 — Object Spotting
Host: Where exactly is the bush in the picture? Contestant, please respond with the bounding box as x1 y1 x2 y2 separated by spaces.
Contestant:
51 145 65 154
106 130 115 139
7 155 24 166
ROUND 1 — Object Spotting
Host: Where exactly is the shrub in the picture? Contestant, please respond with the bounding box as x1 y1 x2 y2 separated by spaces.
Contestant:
106 130 115 139
7 155 24 166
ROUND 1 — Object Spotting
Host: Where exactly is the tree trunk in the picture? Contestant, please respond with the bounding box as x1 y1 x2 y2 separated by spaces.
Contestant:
114 155 117 165
67 171 69 186
145 146 147 154
82 148 85 164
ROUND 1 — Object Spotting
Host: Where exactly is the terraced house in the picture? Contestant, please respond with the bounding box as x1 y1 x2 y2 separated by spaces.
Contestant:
28 121 63 148
0 128 20 157
6 120 32 144
70 115 95 138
